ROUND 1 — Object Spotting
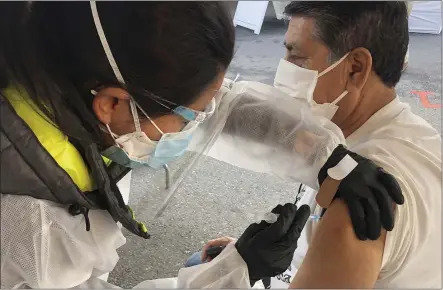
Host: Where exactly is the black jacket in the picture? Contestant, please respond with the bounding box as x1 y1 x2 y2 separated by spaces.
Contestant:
0 92 149 239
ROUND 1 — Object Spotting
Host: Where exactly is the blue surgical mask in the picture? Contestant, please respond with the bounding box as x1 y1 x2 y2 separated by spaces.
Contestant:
101 97 216 169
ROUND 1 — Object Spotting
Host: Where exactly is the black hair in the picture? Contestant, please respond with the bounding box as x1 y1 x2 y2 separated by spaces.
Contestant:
284 1 409 87
0 1 235 143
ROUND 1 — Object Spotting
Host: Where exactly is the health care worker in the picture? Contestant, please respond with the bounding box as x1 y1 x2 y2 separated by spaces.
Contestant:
1 1 404 289
206 2 441 289
0 2 238 288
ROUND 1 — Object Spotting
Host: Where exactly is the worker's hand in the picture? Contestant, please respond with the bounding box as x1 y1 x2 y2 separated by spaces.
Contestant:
201 236 236 262
319 144 404 241
235 203 310 287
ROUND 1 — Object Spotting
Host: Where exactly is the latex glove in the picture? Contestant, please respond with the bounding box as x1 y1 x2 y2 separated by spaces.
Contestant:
235 203 310 286
318 144 404 241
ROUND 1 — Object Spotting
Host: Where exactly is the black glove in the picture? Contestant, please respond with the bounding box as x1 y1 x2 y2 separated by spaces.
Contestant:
235 203 310 286
319 144 404 241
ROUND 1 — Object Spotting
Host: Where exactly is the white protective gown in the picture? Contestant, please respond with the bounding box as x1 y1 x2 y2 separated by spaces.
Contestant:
0 176 258 289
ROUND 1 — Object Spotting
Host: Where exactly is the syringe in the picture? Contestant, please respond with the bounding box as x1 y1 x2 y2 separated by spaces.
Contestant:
310 214 321 220
255 212 321 224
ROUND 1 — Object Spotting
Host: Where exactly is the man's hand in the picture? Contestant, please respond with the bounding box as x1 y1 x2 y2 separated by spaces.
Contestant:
235 203 310 286
201 236 237 262
318 144 404 240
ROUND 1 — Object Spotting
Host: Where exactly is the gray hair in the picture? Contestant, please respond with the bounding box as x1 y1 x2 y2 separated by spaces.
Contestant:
284 1 409 87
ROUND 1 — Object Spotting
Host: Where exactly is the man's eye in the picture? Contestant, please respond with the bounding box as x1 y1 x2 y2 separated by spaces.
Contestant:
286 55 307 66
293 54 306 60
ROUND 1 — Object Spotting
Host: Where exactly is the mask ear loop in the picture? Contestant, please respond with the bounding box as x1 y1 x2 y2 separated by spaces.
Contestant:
331 90 348 105
318 52 350 78
91 0 168 188
317 53 350 106
129 100 142 133
105 124 120 142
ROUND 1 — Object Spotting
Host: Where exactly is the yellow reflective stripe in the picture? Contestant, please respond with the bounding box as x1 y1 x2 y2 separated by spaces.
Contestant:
127 206 148 233
3 86 114 192
103 156 112 166
127 205 136 220
138 222 148 233
3 86 95 192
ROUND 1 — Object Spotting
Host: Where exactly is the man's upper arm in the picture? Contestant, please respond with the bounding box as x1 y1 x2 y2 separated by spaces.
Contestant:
290 198 386 288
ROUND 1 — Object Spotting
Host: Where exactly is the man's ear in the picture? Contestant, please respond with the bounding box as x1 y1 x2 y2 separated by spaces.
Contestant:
346 48 372 93
92 87 130 125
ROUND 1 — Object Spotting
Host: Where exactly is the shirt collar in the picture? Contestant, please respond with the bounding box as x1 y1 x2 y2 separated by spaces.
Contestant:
346 97 409 148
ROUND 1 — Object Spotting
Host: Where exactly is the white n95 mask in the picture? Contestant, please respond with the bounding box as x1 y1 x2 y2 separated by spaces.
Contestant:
274 53 349 120
102 97 216 169
311 91 348 120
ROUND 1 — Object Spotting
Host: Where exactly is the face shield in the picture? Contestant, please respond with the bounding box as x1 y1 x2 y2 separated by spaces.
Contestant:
141 80 345 220
205 81 346 190
146 87 231 219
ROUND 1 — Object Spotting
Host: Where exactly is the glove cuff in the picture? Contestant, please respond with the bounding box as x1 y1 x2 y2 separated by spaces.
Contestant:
318 144 349 185
235 243 261 287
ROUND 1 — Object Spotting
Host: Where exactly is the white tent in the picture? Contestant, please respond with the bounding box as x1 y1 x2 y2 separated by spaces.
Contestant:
409 1 442 34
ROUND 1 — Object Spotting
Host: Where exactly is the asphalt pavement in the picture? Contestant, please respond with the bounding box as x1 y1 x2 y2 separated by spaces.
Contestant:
109 21 442 288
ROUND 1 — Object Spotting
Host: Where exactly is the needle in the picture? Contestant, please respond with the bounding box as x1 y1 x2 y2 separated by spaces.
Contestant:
310 215 321 220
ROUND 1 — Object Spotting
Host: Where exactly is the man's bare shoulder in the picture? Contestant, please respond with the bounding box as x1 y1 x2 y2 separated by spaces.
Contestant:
290 196 386 289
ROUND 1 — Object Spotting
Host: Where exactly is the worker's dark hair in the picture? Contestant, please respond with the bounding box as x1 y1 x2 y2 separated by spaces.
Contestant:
0 2 235 143
284 1 408 87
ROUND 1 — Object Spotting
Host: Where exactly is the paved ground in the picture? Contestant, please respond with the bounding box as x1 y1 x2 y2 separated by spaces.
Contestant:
109 22 441 288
